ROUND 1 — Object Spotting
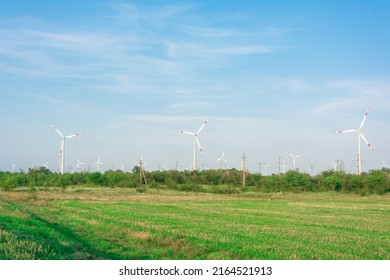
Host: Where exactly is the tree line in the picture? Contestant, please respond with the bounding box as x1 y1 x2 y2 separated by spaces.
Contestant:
0 167 389 195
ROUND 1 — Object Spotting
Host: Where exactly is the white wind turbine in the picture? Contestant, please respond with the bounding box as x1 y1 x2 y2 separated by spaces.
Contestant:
42 161 49 169
177 119 209 171
330 161 338 171
289 153 301 171
382 159 389 169
216 152 228 172
335 108 373 175
94 156 103 172
52 125 82 175
76 158 84 172
11 162 18 173
160 163 168 171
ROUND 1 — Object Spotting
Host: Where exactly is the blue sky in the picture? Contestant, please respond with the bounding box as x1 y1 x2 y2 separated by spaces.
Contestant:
1 0 389 174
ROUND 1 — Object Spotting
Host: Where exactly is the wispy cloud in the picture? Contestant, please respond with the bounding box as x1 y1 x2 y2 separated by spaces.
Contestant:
163 41 272 57
305 78 390 120
114 3 195 23
0 1 300 123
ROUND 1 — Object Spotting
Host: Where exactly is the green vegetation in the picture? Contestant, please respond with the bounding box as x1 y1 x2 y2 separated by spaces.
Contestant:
1 167 390 195
1 168 389 259
0 188 389 260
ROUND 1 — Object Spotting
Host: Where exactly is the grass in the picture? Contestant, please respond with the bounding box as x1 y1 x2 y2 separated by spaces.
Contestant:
0 187 389 260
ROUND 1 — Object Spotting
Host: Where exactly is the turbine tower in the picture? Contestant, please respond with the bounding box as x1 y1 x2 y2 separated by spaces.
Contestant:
52 125 82 175
241 153 247 187
335 108 373 175
289 153 301 171
177 118 209 171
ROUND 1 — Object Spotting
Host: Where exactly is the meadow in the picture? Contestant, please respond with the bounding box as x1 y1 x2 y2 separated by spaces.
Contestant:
0 187 389 260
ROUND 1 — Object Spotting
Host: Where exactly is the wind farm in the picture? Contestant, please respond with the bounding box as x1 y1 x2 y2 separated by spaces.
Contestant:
0 111 387 175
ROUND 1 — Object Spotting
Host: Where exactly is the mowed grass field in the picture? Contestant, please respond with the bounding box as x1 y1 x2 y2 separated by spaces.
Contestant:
0 187 389 260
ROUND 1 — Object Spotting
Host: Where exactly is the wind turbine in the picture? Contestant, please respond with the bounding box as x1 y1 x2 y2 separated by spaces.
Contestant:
177 118 209 171
41 161 49 170
52 125 82 175
330 161 338 171
159 163 168 171
216 152 228 172
382 159 389 169
94 156 103 172
76 158 84 172
335 108 373 175
289 153 301 171
11 162 18 173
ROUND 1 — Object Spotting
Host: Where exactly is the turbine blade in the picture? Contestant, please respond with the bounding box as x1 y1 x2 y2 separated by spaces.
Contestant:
196 137 203 155
65 132 82 139
177 130 194 135
52 125 64 138
335 129 358 133
196 119 209 134
288 153 294 158
360 133 373 150
296 155 302 158
358 108 370 130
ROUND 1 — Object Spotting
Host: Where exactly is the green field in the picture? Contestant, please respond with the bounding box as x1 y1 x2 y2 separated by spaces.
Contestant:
0 187 389 260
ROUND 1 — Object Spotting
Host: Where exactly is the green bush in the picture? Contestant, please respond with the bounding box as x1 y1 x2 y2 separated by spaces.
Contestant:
1 167 389 195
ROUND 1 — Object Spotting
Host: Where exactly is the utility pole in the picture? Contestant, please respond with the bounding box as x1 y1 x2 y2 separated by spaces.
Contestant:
242 153 246 187
139 158 148 185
